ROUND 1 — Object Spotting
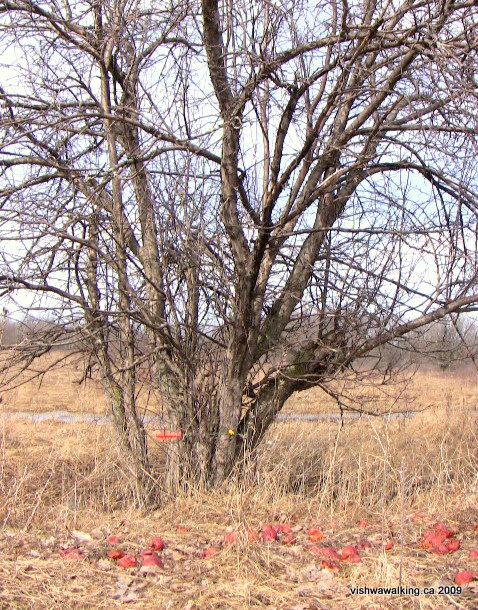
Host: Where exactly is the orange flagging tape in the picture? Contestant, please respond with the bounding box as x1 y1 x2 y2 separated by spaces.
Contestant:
156 430 182 440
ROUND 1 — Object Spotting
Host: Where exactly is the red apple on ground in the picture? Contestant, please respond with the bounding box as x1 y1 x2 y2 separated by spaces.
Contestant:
455 571 474 585
429 544 450 555
199 546 219 559
150 537 165 552
307 527 325 542
261 524 278 542
223 531 238 546
107 549 125 560
433 522 456 538
306 545 342 560
445 539 460 553
117 554 137 568
141 551 164 568
341 545 361 563
60 547 84 561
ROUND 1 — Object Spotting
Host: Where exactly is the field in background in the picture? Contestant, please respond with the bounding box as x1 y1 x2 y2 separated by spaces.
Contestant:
1 366 478 608
1 350 478 417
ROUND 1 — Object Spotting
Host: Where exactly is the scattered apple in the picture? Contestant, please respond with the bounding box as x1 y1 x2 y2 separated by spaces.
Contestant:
199 546 219 559
433 522 456 538
141 551 164 568
306 545 342 560
261 524 278 542
425 535 460 554
150 537 165 552
341 545 361 563
107 535 121 544
321 560 340 571
117 554 137 568
356 539 372 551
446 538 460 553
419 530 448 548
107 549 125 560
60 547 84 561
357 519 368 528
385 540 395 551
429 544 450 555
223 531 238 546
455 570 475 585
307 527 325 543
469 548 478 559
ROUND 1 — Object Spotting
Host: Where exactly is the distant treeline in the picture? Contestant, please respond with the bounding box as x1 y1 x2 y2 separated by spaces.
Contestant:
2 313 477 372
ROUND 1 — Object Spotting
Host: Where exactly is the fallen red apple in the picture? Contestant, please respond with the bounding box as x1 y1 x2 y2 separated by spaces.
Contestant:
357 518 368 528
60 547 84 561
433 522 456 538
341 546 361 563
385 540 395 551
429 544 451 555
455 570 474 585
150 537 165 552
344 553 361 563
199 546 219 559
469 548 478 559
261 524 278 542
445 538 460 553
117 554 137 568
356 539 372 551
223 531 238 546
141 551 164 568
307 527 325 542
321 560 340 571
107 549 125 560
280 534 297 545
419 530 448 548
341 545 358 559
107 535 121 544
306 545 342 560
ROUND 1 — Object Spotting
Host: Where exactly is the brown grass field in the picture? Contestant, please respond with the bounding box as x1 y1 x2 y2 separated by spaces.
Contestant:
1 362 478 609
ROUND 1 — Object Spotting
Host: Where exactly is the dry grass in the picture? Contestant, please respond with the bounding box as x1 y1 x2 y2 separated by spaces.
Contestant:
1 370 478 608
2 351 477 420
285 367 478 415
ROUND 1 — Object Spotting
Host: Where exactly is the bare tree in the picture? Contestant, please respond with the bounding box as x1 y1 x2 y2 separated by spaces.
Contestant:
1 0 478 503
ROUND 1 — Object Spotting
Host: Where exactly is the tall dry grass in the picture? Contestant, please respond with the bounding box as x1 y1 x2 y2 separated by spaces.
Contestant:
1 370 478 609
2 403 477 531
